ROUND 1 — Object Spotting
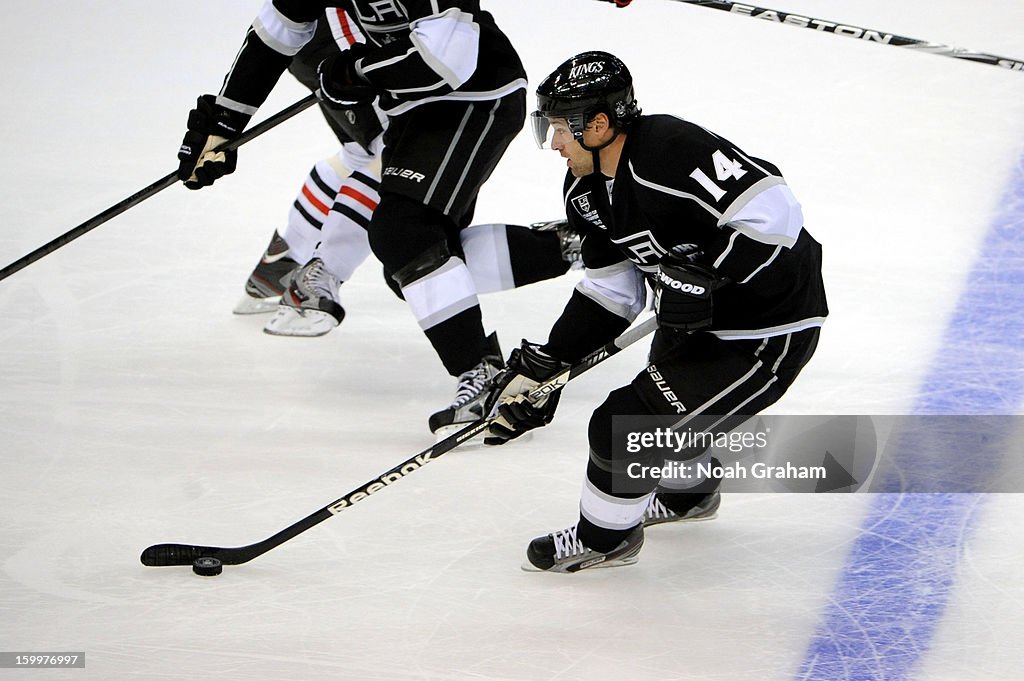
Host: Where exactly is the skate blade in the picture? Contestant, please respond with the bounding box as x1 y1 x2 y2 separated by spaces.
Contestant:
520 553 639 573
233 293 281 315
643 510 718 528
263 307 339 337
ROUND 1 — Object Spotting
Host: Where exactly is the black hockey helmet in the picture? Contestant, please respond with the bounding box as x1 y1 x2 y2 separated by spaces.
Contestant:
531 51 641 149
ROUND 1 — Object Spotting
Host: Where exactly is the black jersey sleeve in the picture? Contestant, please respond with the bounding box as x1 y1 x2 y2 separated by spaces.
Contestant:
544 174 647 361
628 116 805 250
352 1 485 101
214 0 323 115
542 289 633 364
695 228 785 285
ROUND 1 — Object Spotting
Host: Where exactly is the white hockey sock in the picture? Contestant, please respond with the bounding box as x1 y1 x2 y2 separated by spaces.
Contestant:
280 157 347 265
656 450 713 492
460 223 516 294
579 477 648 532
315 170 380 281
400 257 480 330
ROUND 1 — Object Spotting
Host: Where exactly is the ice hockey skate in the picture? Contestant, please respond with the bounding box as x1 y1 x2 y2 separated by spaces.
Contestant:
642 490 721 527
428 333 504 440
263 258 345 337
233 231 301 314
523 523 644 573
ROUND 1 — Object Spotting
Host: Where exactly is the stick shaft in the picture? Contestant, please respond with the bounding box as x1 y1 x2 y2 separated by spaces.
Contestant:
673 0 1024 71
140 316 658 567
0 94 318 283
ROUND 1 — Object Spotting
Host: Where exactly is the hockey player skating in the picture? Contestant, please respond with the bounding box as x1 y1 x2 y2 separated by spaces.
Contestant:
236 139 581 339
485 52 828 572
175 1 528 435
229 10 391 328
230 12 580 339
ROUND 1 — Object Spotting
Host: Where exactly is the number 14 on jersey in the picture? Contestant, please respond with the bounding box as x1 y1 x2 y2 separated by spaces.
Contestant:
690 150 747 201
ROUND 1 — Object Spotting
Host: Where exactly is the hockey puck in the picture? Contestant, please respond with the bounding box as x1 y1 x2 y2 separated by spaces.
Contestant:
192 556 223 576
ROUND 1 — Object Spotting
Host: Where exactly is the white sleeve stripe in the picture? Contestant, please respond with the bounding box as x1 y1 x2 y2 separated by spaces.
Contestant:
215 95 258 117
731 222 797 248
359 49 416 75
709 317 827 340
723 183 804 248
712 230 741 269
739 245 782 284
575 266 647 321
563 177 584 213
327 8 365 47
718 176 785 224
252 2 315 56
378 79 526 116
389 78 450 95
408 9 480 88
732 147 777 178
585 260 637 280
576 284 640 321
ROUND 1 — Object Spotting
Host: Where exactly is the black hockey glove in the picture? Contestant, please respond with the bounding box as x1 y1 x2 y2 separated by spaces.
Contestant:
596 0 633 6
485 342 571 446
329 98 384 154
654 256 726 331
176 94 251 190
318 45 378 107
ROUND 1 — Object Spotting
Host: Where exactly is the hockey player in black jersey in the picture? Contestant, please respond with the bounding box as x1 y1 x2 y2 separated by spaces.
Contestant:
231 12 582 338
486 52 828 572
175 1 528 435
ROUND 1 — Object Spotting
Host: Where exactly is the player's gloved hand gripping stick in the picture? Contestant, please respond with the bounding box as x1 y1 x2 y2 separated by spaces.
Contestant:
140 316 657 572
0 94 318 283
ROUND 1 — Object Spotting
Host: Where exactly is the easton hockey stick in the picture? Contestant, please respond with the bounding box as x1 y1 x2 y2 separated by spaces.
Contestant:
141 315 658 568
658 0 1024 72
0 93 319 283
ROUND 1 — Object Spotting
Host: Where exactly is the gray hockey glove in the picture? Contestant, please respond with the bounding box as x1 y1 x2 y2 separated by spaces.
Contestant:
318 45 377 107
485 342 571 446
655 255 726 331
176 95 251 190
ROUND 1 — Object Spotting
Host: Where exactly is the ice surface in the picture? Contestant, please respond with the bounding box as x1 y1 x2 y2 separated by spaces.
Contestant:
1 1 1023 679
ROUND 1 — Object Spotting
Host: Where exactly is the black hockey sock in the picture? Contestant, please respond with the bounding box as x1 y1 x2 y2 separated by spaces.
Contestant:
656 456 723 514
505 226 571 287
576 516 637 554
423 306 488 376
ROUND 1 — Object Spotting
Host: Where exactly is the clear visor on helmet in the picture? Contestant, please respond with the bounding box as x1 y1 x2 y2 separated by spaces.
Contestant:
530 112 583 149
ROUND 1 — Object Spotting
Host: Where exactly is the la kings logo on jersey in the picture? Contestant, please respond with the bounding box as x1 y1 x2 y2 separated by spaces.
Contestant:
611 230 669 270
353 0 406 22
571 193 606 230
350 0 409 44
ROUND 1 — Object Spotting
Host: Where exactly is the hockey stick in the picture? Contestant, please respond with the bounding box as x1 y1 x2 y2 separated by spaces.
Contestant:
140 315 658 568
660 0 1024 72
0 93 319 283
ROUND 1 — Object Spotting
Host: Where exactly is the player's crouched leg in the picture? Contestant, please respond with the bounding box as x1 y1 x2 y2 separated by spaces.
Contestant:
524 386 652 573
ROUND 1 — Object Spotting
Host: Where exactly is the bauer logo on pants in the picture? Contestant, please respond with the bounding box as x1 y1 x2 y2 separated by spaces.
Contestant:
384 166 427 183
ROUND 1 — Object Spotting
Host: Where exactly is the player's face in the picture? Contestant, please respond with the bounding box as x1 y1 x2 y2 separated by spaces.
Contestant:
548 119 594 177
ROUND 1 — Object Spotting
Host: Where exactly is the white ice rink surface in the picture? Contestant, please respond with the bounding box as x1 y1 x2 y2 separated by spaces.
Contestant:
2 1 1023 679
